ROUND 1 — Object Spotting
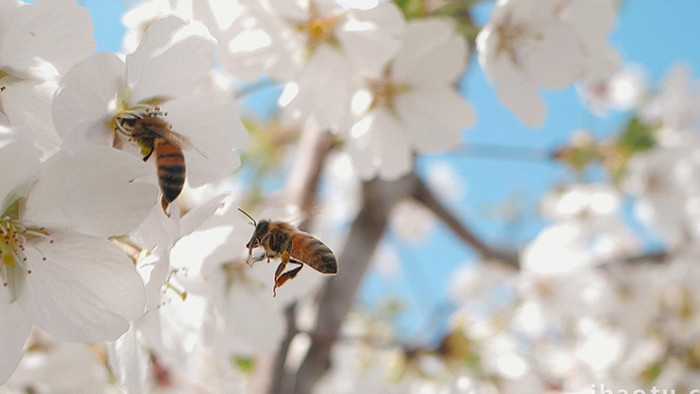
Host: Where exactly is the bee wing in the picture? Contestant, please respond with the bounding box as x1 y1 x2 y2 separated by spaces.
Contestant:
150 126 208 158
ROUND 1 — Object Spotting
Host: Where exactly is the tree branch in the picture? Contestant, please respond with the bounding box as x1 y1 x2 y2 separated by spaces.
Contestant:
292 174 418 394
268 301 299 394
411 176 520 269
264 121 335 394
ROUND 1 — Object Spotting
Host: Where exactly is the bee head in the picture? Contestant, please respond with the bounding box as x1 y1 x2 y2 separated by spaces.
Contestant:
246 220 269 249
114 113 140 137
238 208 266 250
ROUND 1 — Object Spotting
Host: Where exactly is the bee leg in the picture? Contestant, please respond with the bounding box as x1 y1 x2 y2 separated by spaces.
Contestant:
142 147 154 162
273 260 303 297
161 198 171 217
274 242 293 279
248 253 265 266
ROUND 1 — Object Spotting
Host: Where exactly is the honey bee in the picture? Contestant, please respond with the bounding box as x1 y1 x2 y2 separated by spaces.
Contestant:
238 208 338 296
115 107 203 213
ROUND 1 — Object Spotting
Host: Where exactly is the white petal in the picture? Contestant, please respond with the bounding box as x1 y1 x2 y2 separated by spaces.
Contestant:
0 292 32 384
0 135 40 213
524 22 585 90
378 113 413 180
23 148 158 237
53 52 124 138
497 82 546 128
263 0 309 21
283 45 353 129
337 3 405 77
485 51 547 128
227 284 285 352
59 121 117 155
126 16 217 104
1 80 60 158
563 0 617 44
162 95 249 187
179 194 228 237
349 109 412 180
583 43 620 82
219 12 304 82
395 87 473 153
0 0 95 80
18 232 146 343
393 19 467 86
0 1 19 36
141 294 215 363
107 323 149 394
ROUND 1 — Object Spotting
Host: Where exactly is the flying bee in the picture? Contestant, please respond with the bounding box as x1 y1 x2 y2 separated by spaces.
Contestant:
238 208 338 296
115 107 204 213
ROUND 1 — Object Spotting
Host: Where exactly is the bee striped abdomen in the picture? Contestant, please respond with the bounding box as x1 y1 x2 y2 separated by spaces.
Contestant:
155 140 186 204
290 233 338 274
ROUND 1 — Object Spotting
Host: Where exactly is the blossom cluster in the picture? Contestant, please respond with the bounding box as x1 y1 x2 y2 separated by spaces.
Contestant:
313 62 700 393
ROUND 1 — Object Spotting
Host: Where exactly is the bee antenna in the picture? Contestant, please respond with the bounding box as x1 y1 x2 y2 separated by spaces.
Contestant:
237 208 257 227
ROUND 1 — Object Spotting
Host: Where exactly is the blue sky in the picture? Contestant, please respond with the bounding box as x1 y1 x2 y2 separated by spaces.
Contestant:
77 0 700 344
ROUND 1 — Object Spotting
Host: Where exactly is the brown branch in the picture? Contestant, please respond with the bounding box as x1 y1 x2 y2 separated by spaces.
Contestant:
268 301 299 394
264 121 335 394
283 120 335 228
621 250 668 265
291 174 418 394
411 176 520 269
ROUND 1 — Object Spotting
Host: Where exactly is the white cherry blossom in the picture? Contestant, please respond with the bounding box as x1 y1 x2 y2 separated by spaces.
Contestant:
477 0 620 127
0 0 95 157
107 195 228 392
348 18 475 180
0 134 156 383
225 0 405 129
52 16 248 208
4 333 113 393
641 65 700 142
623 142 700 247
580 64 648 116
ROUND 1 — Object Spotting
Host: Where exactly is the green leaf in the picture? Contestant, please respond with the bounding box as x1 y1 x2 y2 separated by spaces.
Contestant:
395 0 426 19
616 117 656 154
234 357 255 374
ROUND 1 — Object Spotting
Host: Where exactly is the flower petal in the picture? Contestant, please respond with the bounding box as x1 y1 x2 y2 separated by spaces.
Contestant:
1 80 60 158
0 291 32 384
0 0 95 80
337 3 405 77
161 95 248 187
107 323 149 394
483 49 546 128
393 19 467 86
395 87 473 153
59 120 117 155
52 52 124 138
126 16 217 104
23 148 158 237
282 45 353 129
18 232 146 343
349 109 412 180
524 21 585 90
0 132 40 213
